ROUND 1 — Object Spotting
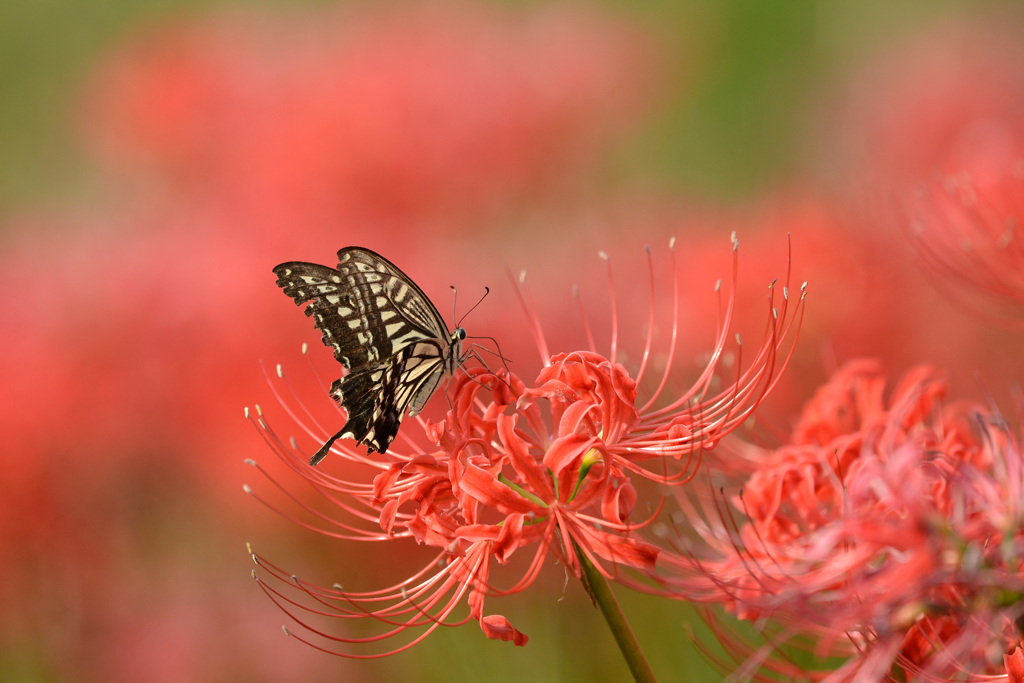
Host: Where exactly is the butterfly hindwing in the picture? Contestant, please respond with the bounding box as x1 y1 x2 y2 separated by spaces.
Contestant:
273 248 462 464
328 340 447 454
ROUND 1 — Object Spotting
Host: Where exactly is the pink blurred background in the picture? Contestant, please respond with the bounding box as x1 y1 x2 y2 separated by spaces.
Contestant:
2 1 1023 680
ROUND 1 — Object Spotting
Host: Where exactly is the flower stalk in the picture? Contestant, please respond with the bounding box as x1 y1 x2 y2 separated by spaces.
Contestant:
576 540 657 683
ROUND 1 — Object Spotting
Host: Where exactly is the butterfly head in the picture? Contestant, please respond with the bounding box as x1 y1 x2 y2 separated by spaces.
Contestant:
448 327 467 372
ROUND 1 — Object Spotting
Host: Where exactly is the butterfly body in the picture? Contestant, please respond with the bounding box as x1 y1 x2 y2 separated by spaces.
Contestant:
273 248 464 464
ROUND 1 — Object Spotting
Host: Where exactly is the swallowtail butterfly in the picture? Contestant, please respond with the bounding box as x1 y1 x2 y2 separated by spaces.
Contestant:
273 247 466 465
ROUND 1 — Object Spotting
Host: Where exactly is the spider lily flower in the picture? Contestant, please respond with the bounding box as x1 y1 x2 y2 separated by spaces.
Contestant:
245 238 805 656
906 165 1024 322
664 359 1024 681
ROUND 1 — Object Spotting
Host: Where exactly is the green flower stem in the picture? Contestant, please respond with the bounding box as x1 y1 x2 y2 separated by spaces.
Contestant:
576 544 657 683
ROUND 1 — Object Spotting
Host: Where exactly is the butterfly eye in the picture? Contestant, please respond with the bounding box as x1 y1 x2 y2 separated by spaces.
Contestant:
457 328 467 341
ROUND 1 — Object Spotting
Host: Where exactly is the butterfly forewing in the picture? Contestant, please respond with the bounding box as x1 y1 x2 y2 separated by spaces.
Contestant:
273 247 462 463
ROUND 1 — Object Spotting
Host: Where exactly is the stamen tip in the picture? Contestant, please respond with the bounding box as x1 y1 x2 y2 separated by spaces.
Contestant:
244 459 257 467
244 406 250 419
668 236 676 250
731 231 739 250
735 333 742 345
572 284 579 298
518 269 527 284
282 626 291 637
276 364 284 378
243 483 253 494
597 250 609 261
301 342 308 354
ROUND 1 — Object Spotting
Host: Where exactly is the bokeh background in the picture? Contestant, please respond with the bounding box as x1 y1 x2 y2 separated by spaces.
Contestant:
2 0 1023 681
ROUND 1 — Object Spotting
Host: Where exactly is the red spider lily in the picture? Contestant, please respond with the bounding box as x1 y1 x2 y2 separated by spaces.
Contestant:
244 239 805 656
664 359 1024 681
905 164 1024 322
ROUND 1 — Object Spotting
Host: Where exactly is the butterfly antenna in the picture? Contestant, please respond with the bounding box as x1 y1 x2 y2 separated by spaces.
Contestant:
450 285 458 326
454 286 491 328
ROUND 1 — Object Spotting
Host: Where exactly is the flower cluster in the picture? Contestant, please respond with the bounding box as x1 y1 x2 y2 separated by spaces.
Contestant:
668 359 1024 681
245 241 805 655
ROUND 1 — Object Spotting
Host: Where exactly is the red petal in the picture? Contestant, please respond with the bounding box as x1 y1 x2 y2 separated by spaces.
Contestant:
460 461 539 515
480 615 529 646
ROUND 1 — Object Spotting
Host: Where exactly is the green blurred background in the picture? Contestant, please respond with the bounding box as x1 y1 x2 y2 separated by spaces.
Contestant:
2 0 1009 215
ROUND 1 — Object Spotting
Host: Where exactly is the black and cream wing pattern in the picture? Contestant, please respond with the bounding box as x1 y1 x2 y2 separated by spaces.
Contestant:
273 247 465 465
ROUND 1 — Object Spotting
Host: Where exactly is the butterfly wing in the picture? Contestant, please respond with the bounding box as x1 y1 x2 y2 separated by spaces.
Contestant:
273 248 457 461
272 261 378 370
326 340 447 457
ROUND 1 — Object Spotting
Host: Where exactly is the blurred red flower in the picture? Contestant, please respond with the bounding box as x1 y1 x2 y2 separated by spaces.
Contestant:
905 163 1024 322
80 2 660 244
821 16 1024 190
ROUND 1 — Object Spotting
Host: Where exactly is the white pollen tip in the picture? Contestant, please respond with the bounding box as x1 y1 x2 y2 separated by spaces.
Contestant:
715 278 722 292
246 541 254 555
669 236 676 249
276 364 283 378
244 459 257 467
244 406 250 419
783 286 790 300
243 484 253 494
519 269 527 284
255 404 263 417
598 250 609 261
301 342 308 354
735 333 742 345
282 626 291 637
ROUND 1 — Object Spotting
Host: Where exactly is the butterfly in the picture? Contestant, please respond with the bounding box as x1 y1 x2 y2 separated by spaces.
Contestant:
273 247 466 465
